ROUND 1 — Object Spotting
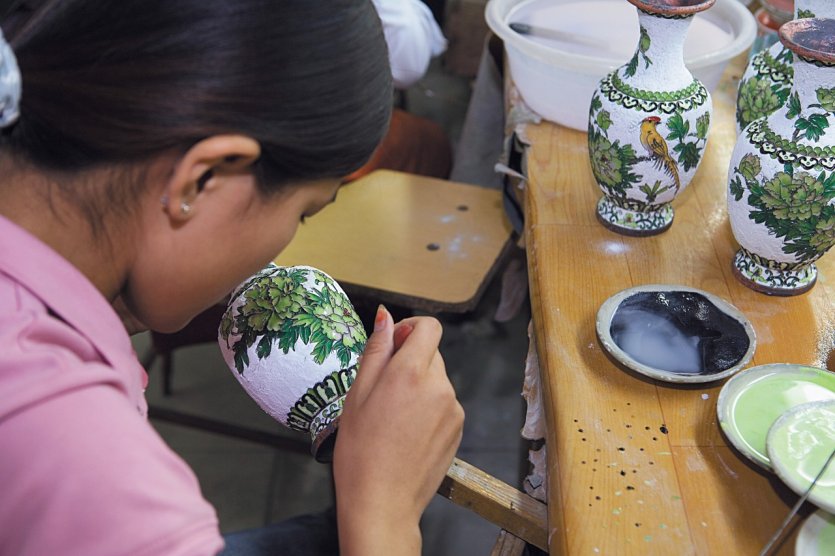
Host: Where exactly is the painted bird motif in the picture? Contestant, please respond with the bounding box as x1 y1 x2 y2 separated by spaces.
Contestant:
640 116 681 193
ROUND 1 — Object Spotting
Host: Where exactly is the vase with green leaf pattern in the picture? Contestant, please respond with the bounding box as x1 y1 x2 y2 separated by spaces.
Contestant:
588 0 715 236
728 18 835 296
218 263 366 461
735 0 834 135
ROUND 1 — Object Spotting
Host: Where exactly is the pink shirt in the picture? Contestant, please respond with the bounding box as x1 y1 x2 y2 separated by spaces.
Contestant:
0 215 224 556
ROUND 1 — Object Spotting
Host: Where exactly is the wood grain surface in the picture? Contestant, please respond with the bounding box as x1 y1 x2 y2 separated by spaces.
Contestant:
439 458 548 551
522 56 835 555
275 170 513 312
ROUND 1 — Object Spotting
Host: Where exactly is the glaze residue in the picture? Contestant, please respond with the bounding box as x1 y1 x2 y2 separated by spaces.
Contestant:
609 291 750 375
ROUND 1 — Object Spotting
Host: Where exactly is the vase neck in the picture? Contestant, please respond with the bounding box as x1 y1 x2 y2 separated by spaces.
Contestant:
770 58 835 147
794 0 835 19
619 10 694 91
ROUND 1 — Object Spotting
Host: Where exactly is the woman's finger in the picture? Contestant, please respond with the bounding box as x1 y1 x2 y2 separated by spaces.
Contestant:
346 305 394 406
392 321 414 352
388 316 443 373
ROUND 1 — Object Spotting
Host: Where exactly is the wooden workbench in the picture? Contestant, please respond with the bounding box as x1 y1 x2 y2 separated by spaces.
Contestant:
522 62 835 554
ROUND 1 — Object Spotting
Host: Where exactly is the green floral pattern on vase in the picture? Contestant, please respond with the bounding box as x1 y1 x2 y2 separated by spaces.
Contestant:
624 25 652 78
736 74 790 132
588 94 641 199
221 266 365 374
743 167 835 261
218 264 366 460
785 87 835 143
735 0 835 134
727 17 835 295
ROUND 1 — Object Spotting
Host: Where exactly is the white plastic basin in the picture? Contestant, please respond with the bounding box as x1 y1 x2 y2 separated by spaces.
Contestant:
486 0 756 130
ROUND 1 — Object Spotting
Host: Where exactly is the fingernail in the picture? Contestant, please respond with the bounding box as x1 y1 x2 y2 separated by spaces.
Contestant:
374 304 388 332
393 323 414 347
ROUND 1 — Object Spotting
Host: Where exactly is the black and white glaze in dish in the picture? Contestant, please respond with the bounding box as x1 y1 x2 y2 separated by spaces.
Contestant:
596 284 757 383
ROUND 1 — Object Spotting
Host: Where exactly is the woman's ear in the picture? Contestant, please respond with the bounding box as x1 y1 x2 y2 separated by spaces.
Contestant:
162 135 261 222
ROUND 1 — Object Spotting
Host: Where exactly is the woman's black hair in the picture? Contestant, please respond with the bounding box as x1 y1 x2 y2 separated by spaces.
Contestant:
3 0 392 193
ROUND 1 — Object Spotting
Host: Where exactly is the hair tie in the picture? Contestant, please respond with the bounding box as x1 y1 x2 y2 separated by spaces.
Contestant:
0 28 21 129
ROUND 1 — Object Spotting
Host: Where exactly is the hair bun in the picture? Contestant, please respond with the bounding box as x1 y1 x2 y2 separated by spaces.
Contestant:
0 28 21 128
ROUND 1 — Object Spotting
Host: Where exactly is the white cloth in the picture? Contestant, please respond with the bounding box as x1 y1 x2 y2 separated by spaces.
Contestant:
372 0 447 89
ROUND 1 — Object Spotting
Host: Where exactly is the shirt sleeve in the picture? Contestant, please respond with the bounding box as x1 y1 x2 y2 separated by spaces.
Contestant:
371 0 448 89
0 375 224 556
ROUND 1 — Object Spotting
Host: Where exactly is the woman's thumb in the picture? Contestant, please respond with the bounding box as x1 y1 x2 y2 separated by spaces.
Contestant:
349 305 394 402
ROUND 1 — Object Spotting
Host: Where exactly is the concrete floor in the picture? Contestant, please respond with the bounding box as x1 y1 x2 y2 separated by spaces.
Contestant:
134 56 533 556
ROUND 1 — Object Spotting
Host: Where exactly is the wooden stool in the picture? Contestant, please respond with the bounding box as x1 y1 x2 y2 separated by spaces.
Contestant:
440 458 547 554
276 169 515 313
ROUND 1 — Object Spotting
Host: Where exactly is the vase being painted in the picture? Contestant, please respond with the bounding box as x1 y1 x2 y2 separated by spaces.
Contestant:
728 18 835 296
218 264 366 461
588 0 714 236
736 1 834 135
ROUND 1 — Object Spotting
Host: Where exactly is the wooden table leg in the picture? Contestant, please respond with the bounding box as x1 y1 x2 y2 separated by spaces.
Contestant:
491 530 528 556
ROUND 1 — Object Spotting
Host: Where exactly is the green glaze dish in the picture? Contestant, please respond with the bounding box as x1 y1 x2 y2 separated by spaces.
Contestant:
717 364 835 470
768 400 835 514
797 509 835 556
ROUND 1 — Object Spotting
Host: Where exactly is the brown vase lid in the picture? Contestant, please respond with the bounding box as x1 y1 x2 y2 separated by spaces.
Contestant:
626 0 716 16
780 18 835 65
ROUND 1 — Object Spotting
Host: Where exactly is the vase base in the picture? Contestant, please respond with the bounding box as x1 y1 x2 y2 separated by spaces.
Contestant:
311 415 340 463
596 197 674 237
731 249 817 296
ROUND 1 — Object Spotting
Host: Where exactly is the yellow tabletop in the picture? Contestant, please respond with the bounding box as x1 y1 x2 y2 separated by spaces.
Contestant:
276 170 514 313
522 64 835 554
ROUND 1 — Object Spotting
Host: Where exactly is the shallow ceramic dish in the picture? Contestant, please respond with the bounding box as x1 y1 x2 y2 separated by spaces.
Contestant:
717 364 835 470
768 400 835 514
486 0 755 130
596 284 756 384
797 509 835 556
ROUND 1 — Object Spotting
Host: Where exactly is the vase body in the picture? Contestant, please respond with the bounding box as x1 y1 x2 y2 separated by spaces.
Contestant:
736 0 834 135
727 18 835 296
588 0 714 236
218 264 366 460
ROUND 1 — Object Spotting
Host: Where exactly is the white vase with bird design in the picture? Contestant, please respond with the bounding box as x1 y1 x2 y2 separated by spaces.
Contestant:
727 18 835 296
735 0 834 136
588 0 715 236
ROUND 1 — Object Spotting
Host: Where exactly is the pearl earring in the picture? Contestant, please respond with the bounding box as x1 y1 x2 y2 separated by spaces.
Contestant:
180 202 192 215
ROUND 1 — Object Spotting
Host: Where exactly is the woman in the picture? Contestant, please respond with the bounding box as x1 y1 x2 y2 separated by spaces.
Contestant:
0 1 464 554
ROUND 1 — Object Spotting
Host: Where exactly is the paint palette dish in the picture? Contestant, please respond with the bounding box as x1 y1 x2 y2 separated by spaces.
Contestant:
768 400 835 514
797 509 835 556
596 285 756 384
717 364 835 470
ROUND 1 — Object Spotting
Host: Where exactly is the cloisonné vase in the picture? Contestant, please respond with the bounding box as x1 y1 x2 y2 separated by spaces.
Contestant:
728 18 835 296
736 0 834 135
218 264 366 461
588 0 714 236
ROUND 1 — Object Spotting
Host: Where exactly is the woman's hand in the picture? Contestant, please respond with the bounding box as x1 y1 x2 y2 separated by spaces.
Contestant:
334 306 464 556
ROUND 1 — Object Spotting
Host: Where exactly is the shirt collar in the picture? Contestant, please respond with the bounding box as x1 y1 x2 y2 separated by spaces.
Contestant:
0 214 139 372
